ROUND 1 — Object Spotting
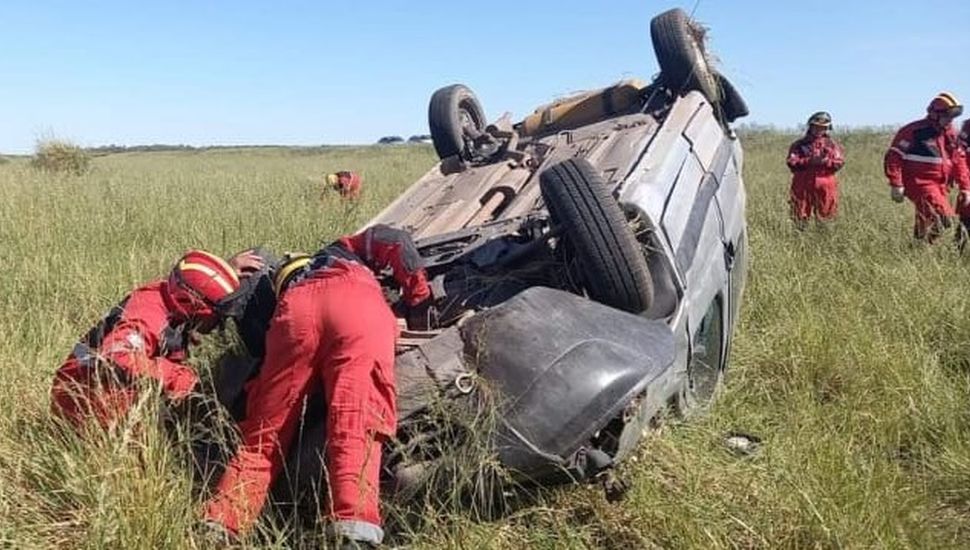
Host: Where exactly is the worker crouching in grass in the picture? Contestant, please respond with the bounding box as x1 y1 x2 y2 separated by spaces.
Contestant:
50 250 264 430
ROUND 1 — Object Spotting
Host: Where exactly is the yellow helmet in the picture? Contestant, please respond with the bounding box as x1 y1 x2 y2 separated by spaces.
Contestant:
927 92 963 118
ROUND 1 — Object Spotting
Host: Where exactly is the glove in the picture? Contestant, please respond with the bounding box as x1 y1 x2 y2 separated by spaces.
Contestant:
406 299 438 331
890 186 905 203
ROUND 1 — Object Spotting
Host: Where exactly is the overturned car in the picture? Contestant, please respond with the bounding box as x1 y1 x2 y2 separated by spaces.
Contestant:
213 7 749 504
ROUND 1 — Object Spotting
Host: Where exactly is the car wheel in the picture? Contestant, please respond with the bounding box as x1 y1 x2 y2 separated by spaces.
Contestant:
715 72 749 123
428 84 487 160
539 158 654 314
650 8 721 104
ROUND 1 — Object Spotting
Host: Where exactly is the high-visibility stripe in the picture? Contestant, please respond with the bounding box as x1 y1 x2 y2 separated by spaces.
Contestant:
901 153 943 165
273 256 312 296
179 261 235 293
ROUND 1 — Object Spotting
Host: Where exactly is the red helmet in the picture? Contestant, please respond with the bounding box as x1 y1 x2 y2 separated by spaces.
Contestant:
165 250 240 320
927 92 963 118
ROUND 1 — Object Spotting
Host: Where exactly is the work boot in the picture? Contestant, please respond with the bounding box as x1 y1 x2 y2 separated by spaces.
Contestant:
328 536 378 550
326 520 383 549
195 520 238 548
341 540 378 550
957 218 970 253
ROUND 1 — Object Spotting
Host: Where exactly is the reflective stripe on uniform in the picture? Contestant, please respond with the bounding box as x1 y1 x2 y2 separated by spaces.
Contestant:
901 153 944 165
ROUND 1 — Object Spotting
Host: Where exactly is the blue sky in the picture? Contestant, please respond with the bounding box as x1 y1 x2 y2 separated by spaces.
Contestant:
2 1 969 153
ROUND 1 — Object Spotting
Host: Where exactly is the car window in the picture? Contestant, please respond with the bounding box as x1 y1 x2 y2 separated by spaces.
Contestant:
728 231 748 325
689 297 723 400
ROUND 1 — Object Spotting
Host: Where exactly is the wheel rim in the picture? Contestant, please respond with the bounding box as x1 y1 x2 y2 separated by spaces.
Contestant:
686 33 715 93
458 102 482 137
459 108 476 136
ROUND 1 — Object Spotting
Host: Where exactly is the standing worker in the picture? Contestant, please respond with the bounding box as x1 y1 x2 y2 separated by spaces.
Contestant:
786 111 846 229
884 92 970 243
957 119 970 242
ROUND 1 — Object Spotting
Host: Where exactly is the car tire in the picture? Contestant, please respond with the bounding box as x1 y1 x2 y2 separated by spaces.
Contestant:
540 158 654 314
650 8 721 104
715 72 749 123
428 84 487 160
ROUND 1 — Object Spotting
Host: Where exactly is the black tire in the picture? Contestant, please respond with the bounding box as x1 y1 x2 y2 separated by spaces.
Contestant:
715 72 749 123
540 158 654 313
650 8 721 103
428 84 486 160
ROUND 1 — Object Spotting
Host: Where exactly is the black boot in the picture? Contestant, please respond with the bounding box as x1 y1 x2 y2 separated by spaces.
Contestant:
956 217 970 252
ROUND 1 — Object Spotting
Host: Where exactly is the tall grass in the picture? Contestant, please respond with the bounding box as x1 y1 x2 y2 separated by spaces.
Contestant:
2 134 970 548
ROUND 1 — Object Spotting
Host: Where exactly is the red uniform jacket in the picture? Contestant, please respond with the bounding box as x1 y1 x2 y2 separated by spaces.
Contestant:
884 119 970 191
54 281 198 399
960 120 970 171
786 133 845 187
329 225 431 306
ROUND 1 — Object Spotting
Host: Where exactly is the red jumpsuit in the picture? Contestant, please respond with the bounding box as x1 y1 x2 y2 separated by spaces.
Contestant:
50 282 199 428
328 171 362 199
885 118 970 240
204 225 430 543
959 120 970 224
786 133 845 222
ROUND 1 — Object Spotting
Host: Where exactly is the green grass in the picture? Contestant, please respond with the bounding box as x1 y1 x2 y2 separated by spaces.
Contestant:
3 133 970 548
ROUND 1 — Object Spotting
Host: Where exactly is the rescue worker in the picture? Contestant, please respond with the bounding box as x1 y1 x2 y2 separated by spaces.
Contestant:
50 250 262 428
326 171 362 199
884 92 970 243
786 111 845 228
958 119 970 239
202 224 433 548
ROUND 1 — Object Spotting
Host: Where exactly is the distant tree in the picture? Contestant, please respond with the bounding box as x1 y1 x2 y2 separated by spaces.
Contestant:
377 136 405 144
408 134 432 143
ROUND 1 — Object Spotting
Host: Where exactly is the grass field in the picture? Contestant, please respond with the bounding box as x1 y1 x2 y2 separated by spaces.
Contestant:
3 132 970 549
